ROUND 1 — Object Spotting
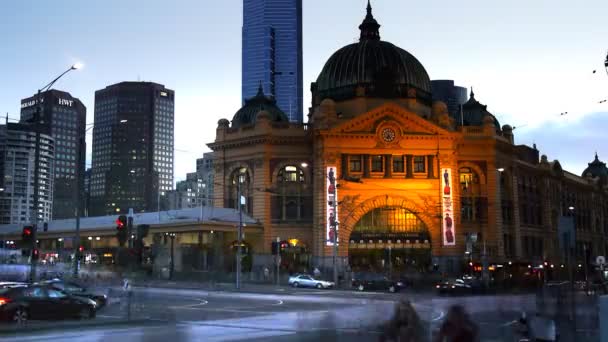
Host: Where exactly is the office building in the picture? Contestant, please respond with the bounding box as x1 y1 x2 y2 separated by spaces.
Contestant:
431 80 468 124
196 152 215 207
0 122 54 225
166 173 199 210
20 90 86 220
83 168 91 217
90 82 174 216
242 0 303 123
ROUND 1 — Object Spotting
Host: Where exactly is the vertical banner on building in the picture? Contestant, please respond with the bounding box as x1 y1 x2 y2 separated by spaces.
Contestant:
326 166 338 246
441 168 456 246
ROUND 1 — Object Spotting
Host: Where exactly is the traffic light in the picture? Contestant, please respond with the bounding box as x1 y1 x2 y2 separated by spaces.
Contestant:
22 226 34 245
116 215 128 246
116 215 127 230
32 249 39 261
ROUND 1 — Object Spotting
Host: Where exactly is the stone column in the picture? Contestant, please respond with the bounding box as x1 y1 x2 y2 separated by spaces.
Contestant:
384 155 392 178
363 155 370 178
511 172 523 258
427 155 435 178
405 155 413 178
341 154 349 179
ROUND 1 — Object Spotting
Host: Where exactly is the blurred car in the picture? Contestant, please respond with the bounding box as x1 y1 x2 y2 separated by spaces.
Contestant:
0 285 97 323
288 274 334 289
39 279 107 308
351 273 404 293
0 282 28 289
435 278 472 295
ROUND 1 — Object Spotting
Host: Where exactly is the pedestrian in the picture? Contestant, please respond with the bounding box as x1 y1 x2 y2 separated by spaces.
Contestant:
313 267 321 279
263 266 269 281
434 305 479 342
379 299 424 342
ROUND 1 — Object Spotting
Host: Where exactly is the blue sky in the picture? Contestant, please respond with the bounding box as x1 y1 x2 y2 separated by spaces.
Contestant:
1 0 607 182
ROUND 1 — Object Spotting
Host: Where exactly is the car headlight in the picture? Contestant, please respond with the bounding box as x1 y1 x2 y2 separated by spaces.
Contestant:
396 282 403 287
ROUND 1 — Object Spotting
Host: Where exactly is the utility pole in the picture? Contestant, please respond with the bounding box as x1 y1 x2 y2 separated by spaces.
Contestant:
276 236 280 286
169 233 175 280
29 89 43 283
236 173 243 290
74 132 84 278
332 182 338 287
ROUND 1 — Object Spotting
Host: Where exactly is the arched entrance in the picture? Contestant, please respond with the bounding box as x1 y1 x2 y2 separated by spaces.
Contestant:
348 207 431 274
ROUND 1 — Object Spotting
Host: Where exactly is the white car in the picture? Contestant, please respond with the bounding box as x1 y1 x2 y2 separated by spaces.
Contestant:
288 274 334 289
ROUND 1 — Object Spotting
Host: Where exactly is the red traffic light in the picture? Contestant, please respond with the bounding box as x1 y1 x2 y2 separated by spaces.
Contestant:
23 227 32 235
116 215 127 230
78 246 84 252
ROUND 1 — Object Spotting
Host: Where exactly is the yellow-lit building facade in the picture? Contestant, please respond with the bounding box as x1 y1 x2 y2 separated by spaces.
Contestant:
208 4 608 277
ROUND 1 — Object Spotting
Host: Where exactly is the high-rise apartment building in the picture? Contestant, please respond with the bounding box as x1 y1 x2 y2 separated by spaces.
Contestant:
89 82 174 216
242 0 303 123
20 90 86 219
0 123 54 224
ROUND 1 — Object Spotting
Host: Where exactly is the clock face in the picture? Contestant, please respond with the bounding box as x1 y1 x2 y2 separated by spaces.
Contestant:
381 127 396 142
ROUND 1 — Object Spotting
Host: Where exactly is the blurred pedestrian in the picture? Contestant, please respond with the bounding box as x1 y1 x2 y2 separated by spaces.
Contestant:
263 266 269 281
379 299 424 342
313 267 321 278
434 305 479 342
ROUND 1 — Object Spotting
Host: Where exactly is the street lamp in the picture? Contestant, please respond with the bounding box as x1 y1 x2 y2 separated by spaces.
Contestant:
165 232 176 279
30 63 82 282
236 168 247 290
72 119 126 278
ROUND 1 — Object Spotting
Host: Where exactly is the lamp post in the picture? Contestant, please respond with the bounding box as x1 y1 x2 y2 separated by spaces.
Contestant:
31 63 82 282
236 168 246 290
165 232 176 279
75 119 126 278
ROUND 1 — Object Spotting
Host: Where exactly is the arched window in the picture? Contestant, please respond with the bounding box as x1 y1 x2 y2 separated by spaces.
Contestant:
459 167 487 222
353 207 426 234
271 165 312 223
227 168 252 215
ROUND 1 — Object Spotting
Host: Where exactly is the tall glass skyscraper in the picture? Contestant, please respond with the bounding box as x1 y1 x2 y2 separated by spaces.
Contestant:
242 0 303 123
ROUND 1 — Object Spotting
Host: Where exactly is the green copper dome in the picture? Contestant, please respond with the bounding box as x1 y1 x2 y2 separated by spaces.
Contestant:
313 1 431 103
232 84 289 128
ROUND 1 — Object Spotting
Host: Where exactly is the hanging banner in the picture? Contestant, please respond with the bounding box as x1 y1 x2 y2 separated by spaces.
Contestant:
326 166 338 246
441 168 456 246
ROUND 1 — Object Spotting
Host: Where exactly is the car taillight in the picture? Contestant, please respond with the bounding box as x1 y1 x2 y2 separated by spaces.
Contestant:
0 297 11 306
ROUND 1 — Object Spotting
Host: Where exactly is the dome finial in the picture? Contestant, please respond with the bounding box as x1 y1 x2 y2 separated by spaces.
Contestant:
470 87 475 99
359 0 380 41
595 151 599 161
256 81 264 97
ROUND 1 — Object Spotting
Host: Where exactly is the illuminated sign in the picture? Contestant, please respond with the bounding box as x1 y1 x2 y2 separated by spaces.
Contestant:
57 98 74 107
21 98 43 108
160 91 168 97
441 168 456 246
326 166 338 246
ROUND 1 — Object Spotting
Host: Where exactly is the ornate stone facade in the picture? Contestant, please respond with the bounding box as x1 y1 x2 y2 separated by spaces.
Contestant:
207 3 608 276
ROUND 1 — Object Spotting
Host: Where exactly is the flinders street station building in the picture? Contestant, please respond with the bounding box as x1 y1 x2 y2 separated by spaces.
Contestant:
208 4 608 279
